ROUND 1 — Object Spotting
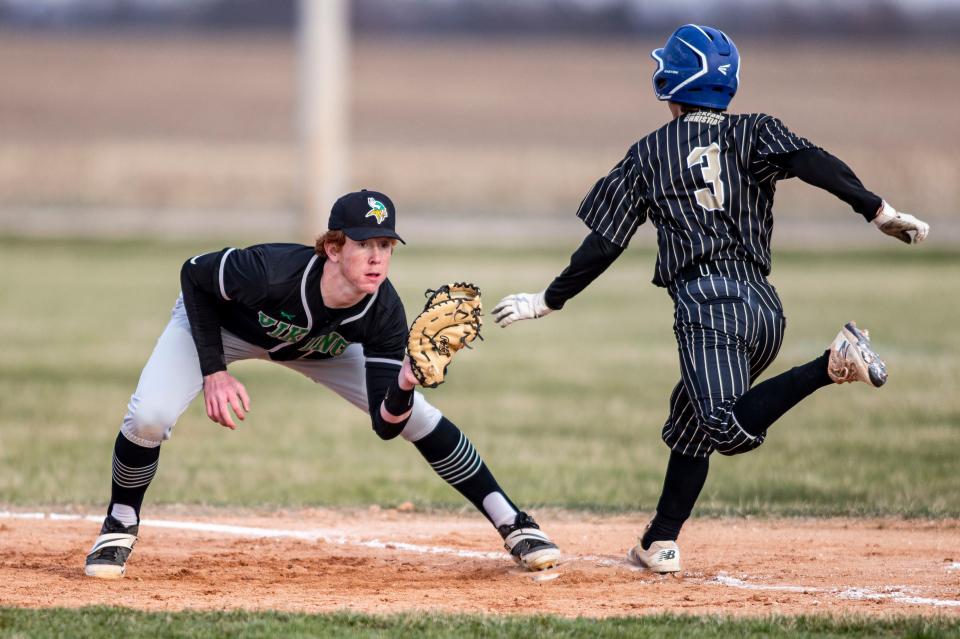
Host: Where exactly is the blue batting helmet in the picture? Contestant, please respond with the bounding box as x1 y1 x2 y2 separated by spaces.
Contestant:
651 24 740 110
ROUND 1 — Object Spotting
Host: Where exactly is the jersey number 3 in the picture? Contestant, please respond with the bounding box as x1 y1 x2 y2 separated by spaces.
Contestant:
686 143 724 212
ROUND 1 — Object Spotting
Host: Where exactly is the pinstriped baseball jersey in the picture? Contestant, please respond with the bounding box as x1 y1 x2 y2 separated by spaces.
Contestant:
576 112 813 287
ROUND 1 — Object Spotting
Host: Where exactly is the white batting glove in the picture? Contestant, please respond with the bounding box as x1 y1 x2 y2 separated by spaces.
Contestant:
492 291 553 328
873 201 929 244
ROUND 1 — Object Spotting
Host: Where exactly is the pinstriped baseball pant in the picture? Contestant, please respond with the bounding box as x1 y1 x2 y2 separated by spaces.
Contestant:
662 272 786 458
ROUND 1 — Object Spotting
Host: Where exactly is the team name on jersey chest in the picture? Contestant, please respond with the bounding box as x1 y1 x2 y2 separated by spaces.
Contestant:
257 310 350 356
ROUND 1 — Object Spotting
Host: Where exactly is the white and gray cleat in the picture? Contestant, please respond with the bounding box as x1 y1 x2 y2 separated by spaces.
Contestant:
627 539 681 573
827 321 888 387
498 512 561 571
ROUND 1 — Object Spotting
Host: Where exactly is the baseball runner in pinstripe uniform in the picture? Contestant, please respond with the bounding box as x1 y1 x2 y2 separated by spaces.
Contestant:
84 189 560 578
493 25 929 573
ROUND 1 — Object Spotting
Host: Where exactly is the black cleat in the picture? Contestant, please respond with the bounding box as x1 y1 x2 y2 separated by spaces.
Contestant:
497 512 561 571
84 515 138 579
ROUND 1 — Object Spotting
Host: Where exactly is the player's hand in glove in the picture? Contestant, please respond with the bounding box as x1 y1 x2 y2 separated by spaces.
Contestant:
873 201 929 244
492 291 553 328
398 356 419 391
407 283 483 388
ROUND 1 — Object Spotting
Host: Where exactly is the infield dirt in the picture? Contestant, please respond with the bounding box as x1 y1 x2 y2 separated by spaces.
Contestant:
2 509 957 618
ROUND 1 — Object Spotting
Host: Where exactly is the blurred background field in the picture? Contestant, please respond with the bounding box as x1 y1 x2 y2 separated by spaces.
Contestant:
1 29 959 239
1 237 957 516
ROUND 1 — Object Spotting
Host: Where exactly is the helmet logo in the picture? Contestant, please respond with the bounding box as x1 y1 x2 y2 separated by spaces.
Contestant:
718 64 731 76
365 197 388 224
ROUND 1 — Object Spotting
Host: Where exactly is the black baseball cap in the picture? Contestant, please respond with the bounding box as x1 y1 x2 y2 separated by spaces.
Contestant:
328 189 405 244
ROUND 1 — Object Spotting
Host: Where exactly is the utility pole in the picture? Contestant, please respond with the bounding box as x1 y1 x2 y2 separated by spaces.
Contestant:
298 0 350 238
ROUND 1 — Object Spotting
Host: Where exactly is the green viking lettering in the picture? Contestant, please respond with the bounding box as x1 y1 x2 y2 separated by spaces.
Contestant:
300 332 349 355
265 321 291 339
329 337 348 357
315 332 341 353
258 311 278 328
266 322 310 343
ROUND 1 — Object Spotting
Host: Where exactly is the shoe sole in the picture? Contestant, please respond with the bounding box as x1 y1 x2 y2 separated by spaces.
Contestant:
842 322 888 387
84 563 125 579
626 546 681 573
520 547 562 571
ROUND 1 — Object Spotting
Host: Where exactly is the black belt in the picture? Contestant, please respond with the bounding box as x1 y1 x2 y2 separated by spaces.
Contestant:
674 260 766 284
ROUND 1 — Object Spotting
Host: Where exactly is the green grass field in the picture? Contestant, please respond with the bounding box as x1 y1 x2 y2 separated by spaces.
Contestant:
1 608 958 639
1 236 957 516
1 237 958 637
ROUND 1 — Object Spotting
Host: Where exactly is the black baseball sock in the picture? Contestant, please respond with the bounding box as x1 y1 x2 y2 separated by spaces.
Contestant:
642 450 709 549
108 432 160 525
734 351 832 437
412 417 518 526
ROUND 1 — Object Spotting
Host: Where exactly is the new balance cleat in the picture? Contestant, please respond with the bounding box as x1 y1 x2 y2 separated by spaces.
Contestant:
84 515 138 579
827 321 887 387
627 539 681 573
498 512 561 571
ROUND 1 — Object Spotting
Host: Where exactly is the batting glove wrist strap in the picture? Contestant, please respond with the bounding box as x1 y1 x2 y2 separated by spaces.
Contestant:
873 201 930 244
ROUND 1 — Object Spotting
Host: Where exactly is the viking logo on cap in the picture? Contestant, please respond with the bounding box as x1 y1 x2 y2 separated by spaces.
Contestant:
365 198 388 224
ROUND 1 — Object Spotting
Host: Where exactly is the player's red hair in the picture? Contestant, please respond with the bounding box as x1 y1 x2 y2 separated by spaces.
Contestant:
315 231 398 258
315 230 346 257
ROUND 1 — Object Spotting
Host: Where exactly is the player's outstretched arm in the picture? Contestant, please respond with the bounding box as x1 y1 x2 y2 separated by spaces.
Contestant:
378 359 418 422
872 201 930 244
494 230 624 329
367 359 416 441
769 148 930 244
202 370 250 430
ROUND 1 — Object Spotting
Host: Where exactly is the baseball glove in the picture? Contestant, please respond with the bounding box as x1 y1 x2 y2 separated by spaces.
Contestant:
407 282 483 388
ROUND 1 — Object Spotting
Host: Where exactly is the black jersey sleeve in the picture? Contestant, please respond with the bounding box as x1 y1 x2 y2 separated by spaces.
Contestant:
217 247 271 307
367 369 414 441
750 116 816 180
768 147 882 222
179 250 228 376
179 246 273 376
575 151 648 248
362 293 407 370
362 288 409 438
543 231 624 310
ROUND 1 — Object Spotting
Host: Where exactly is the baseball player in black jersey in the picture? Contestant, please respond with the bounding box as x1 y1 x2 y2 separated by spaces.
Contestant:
84 189 560 578
493 25 929 573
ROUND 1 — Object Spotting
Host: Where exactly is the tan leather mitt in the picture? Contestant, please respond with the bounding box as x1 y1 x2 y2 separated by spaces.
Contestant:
407 283 483 388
